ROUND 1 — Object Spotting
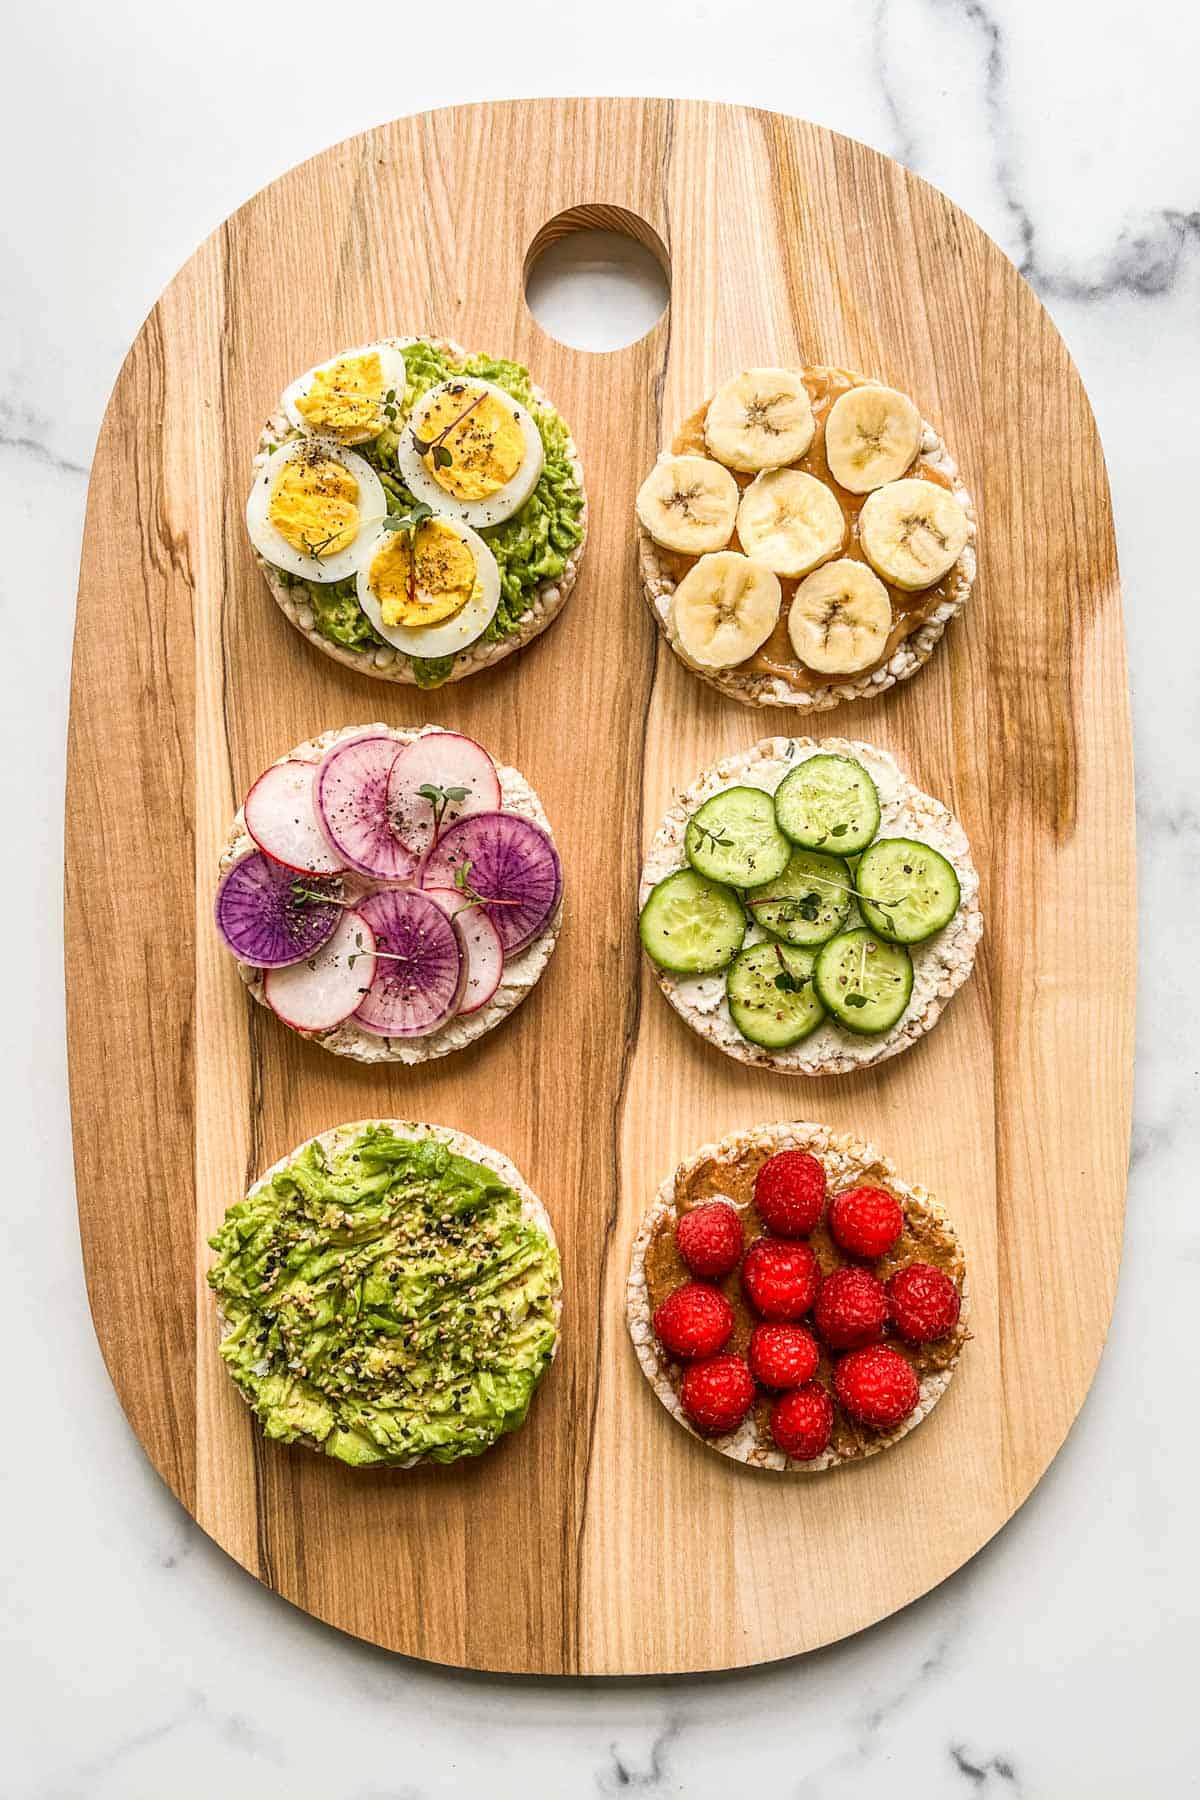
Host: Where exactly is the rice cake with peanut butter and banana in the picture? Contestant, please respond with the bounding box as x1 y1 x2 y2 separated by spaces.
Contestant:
636 365 976 710
627 1122 970 1473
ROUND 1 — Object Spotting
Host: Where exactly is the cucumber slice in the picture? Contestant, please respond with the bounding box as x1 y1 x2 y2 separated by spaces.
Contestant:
856 837 961 943
815 929 913 1034
744 848 853 947
685 787 791 887
726 941 825 1050
773 753 881 853
639 869 746 974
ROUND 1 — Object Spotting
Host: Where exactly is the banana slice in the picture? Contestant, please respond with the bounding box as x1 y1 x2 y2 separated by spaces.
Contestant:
672 551 782 669
736 469 845 578
636 454 739 554
787 559 892 675
858 478 969 591
705 369 815 472
824 385 921 493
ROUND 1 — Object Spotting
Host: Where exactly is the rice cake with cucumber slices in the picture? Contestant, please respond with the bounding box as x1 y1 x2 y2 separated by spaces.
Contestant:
626 1121 969 1473
208 1120 561 1469
638 737 982 1076
216 724 563 1065
246 336 587 688
636 365 975 710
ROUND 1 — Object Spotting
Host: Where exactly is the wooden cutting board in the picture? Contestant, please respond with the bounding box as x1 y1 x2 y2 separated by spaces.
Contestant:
65 98 1133 1674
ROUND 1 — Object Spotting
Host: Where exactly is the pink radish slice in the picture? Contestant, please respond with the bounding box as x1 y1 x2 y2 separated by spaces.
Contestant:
352 889 464 1038
214 853 341 967
386 731 502 856
244 760 344 875
314 735 420 881
424 887 504 1016
422 812 562 956
264 908 377 1032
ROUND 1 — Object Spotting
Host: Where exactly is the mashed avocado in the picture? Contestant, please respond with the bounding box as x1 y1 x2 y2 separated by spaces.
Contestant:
208 1125 561 1468
267 341 585 685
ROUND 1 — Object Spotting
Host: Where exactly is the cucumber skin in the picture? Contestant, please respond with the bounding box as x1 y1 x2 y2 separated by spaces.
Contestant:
684 787 791 889
638 870 746 975
773 755 881 855
856 837 961 945
814 930 914 1036
745 848 853 949
726 942 825 1050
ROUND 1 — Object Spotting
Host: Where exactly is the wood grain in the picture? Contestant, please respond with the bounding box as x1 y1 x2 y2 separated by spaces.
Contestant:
64 99 1133 1674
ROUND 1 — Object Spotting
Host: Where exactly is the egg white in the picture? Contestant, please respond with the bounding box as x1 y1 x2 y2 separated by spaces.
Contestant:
281 342 409 445
245 439 387 584
396 379 545 528
355 517 501 658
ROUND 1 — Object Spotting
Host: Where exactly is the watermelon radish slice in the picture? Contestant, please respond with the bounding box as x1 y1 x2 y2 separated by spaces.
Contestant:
353 889 464 1038
214 853 341 968
422 813 562 956
424 887 505 1016
315 735 420 881
386 731 502 856
263 908 377 1032
244 760 344 875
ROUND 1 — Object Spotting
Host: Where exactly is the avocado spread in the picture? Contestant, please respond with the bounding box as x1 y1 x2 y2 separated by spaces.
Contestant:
269 341 585 686
208 1125 561 1467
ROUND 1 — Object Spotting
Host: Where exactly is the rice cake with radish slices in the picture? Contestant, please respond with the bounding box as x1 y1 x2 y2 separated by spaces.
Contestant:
636 364 975 710
638 737 981 1076
626 1121 969 1473
217 723 563 1064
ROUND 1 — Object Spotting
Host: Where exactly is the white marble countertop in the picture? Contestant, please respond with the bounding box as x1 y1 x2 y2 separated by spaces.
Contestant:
5 0 1195 1792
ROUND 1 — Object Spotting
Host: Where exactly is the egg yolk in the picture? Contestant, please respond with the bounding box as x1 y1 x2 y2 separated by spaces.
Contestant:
420 384 525 501
296 351 386 440
370 519 478 628
267 452 360 558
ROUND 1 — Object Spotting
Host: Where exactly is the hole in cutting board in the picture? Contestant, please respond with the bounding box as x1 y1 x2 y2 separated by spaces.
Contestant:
524 206 670 351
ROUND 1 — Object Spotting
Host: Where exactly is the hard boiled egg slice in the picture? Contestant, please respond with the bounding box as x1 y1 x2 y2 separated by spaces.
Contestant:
282 343 408 445
396 378 544 528
246 439 387 583
355 515 501 658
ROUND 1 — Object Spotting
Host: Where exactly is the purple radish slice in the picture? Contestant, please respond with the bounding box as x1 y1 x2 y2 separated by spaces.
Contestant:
352 888 464 1038
315 734 420 881
422 812 562 956
424 887 504 1017
264 908 377 1032
214 853 341 968
386 731 502 856
244 759 344 875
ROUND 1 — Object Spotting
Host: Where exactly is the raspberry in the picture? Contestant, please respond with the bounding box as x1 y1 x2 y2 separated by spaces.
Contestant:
742 1237 820 1320
887 1263 961 1343
828 1185 905 1260
680 1353 756 1435
748 1321 820 1389
814 1266 888 1349
676 1200 744 1280
653 1282 735 1360
769 1382 834 1461
834 1345 919 1430
753 1150 826 1237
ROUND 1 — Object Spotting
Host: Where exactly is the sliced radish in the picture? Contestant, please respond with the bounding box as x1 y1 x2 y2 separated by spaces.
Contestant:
353 889 464 1038
386 731 502 857
315 735 420 881
244 760 344 875
424 887 504 1016
214 853 340 968
264 908 377 1032
422 812 562 956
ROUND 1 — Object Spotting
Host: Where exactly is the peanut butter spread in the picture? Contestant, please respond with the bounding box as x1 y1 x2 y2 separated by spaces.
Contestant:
644 1140 967 1461
661 369 960 692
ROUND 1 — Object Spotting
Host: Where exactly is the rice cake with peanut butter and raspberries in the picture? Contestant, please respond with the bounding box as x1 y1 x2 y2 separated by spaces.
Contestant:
636 365 975 709
626 1122 970 1473
245 335 587 688
638 737 982 1076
